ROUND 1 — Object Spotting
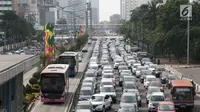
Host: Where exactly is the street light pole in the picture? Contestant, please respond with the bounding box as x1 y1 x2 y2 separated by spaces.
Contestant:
187 1 190 65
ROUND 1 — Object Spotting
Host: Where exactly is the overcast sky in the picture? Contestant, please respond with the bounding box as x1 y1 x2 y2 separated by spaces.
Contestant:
99 0 120 22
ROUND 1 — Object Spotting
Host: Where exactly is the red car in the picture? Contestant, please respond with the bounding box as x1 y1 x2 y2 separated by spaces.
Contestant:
157 101 176 112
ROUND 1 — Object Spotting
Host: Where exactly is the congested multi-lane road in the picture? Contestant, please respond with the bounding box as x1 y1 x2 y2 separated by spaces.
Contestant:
73 37 200 112
30 36 200 112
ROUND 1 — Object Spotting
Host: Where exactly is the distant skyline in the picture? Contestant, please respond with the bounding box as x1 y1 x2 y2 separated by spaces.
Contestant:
99 0 120 22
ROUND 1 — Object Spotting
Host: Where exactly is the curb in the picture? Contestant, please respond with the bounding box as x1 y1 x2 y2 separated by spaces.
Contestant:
184 65 200 68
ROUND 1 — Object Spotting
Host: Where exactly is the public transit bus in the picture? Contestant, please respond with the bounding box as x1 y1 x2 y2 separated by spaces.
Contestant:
170 80 195 110
58 52 79 77
40 64 69 103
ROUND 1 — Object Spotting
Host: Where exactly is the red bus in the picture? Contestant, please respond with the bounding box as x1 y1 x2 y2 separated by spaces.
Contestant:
170 80 195 110
40 64 69 103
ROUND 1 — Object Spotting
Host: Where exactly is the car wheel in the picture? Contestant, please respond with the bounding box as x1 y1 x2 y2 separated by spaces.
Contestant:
102 106 106 112
108 103 112 110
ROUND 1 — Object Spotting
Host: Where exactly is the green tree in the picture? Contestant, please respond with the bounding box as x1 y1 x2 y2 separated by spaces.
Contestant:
0 11 35 46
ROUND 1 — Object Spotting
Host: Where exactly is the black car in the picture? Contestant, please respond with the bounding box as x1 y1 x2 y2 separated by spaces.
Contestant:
160 72 170 84
153 67 165 78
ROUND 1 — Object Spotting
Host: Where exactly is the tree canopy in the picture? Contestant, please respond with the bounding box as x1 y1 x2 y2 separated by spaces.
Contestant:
0 11 35 45
118 0 200 62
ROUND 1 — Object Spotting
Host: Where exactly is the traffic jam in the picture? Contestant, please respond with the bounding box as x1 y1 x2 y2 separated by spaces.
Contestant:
73 38 196 112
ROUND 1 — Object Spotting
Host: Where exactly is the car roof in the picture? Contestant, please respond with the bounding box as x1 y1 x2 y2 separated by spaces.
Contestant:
101 78 113 81
146 75 156 78
81 87 92 90
101 85 114 88
103 73 114 75
75 109 91 112
122 92 137 96
77 100 91 105
152 92 164 96
82 82 92 85
124 81 135 84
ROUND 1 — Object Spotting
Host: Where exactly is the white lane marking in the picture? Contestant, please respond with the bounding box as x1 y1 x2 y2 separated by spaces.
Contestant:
30 100 41 112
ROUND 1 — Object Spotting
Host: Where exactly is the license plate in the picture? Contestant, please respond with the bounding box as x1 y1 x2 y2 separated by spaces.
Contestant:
49 99 55 102
180 106 185 108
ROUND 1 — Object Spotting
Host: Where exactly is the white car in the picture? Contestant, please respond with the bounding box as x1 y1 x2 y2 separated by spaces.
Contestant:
120 70 132 76
144 75 156 88
102 73 115 83
148 92 165 112
100 85 117 103
100 78 115 89
90 94 112 112
136 66 147 78
83 77 97 90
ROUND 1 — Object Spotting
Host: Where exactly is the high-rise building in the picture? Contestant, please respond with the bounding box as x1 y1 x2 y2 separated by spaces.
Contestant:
90 0 99 24
120 0 152 20
61 0 86 27
38 0 59 25
0 0 19 14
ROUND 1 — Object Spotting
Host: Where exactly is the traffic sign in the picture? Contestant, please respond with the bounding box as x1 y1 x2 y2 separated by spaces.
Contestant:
180 5 192 20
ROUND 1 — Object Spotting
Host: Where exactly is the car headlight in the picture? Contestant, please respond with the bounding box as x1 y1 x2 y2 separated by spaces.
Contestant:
149 103 154 108
96 104 103 109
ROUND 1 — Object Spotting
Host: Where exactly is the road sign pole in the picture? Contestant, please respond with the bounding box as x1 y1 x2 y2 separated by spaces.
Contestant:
187 11 190 65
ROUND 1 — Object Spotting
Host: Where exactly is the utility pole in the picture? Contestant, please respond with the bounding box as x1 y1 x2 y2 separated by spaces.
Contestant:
89 2 92 39
85 9 88 36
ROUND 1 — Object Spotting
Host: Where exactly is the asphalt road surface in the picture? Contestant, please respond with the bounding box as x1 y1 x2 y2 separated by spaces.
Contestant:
30 43 94 112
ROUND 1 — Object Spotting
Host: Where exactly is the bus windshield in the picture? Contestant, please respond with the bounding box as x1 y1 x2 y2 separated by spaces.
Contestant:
173 88 193 100
59 56 76 65
41 74 65 93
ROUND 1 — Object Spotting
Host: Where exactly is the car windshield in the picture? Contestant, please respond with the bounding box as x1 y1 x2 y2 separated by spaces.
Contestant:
159 104 175 111
101 82 112 86
173 88 193 100
148 88 161 94
80 90 92 95
124 84 136 89
101 87 115 92
92 96 104 102
121 95 137 103
124 78 135 82
151 96 165 101
149 82 162 87
85 73 95 77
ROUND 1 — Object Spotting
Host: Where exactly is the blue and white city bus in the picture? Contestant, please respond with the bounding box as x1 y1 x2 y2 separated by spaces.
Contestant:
58 52 79 77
